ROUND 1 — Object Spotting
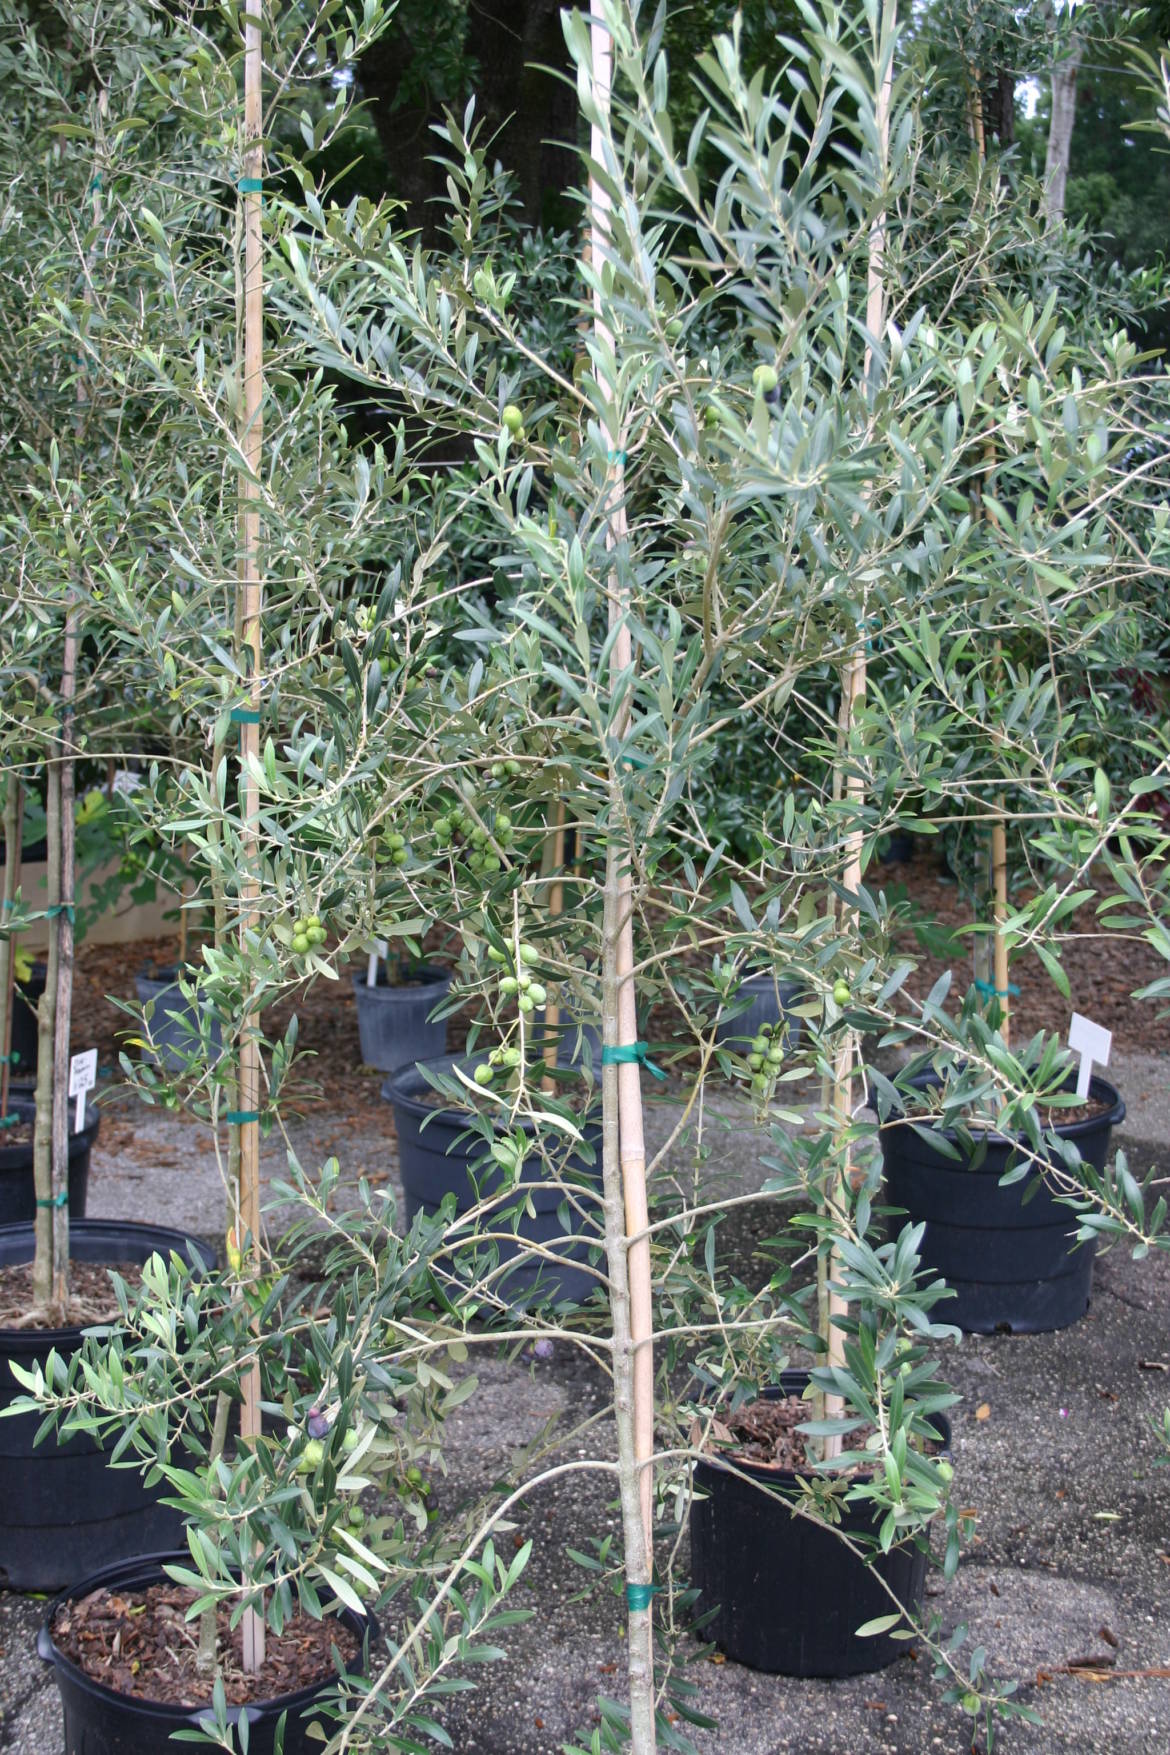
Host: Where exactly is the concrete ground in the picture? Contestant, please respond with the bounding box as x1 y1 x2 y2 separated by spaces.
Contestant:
2 1049 1168 1753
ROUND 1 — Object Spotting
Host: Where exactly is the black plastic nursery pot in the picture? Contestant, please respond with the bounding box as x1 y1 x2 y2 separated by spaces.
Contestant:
8 961 46 1083
713 971 804 1052
878 1073 1125 1335
0 1219 217 1591
383 1054 604 1306
352 964 452 1072
689 1372 948 1677
38 1551 376 1755
134 966 223 1072
0 1086 98 1225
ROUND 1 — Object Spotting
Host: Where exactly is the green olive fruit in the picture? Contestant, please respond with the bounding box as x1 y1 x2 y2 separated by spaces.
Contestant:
405 1465 425 1488
502 1046 522 1068
308 925 327 944
500 975 519 996
292 933 310 955
342 1428 359 1454
391 848 408 866
937 1459 954 1484
832 979 851 1007
468 852 485 873
527 982 547 1006
518 994 535 1014
490 761 504 780
294 917 309 934
747 1052 764 1071
434 816 451 836
386 832 405 851
474 1064 494 1086
482 854 501 873
519 942 539 966
487 946 507 965
502 403 523 435
753 363 779 393
297 1438 324 1473
471 826 488 847
767 1044 784 1066
348 1505 366 1528
704 405 720 430
495 811 511 831
665 317 683 341
518 972 532 991
306 914 321 929
751 1074 769 1096
504 758 521 776
751 1035 768 1055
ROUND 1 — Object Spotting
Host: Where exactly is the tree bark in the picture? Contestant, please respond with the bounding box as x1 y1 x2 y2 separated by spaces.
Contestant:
1044 36 1083 224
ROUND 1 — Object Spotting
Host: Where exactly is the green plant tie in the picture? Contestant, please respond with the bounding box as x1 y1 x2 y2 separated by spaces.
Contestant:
88 173 103 193
229 707 261 724
45 904 74 920
973 978 1020 999
226 1109 260 1124
601 1042 666 1082
607 449 628 465
36 1190 68 1208
0 1052 19 1065
618 753 649 770
625 1582 659 1611
238 177 264 194
0 1114 18 1129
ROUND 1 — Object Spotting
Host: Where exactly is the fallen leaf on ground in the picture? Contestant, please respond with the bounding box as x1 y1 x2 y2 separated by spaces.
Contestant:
975 1403 991 1421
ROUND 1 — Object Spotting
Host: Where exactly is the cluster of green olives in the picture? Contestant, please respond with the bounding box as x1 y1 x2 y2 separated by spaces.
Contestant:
832 977 851 1008
433 778 519 876
745 1020 786 1098
382 828 409 868
502 403 526 442
486 940 546 1012
291 914 326 956
473 1043 523 1087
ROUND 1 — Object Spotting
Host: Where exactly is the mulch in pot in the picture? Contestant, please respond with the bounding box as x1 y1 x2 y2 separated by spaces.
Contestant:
0 1258 142 1328
52 1580 362 1707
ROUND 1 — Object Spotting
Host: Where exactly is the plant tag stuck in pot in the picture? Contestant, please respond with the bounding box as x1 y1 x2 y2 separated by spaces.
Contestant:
1068 1012 1112 1100
367 939 389 987
69 1048 98 1130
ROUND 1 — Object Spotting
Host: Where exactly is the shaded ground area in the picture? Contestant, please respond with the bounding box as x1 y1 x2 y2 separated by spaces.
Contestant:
2 930 1168 1753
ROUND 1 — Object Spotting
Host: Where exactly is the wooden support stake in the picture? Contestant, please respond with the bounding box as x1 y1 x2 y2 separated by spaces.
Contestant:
541 800 566 1092
237 0 266 1676
0 782 22 1119
590 16 656 1752
824 6 893 1455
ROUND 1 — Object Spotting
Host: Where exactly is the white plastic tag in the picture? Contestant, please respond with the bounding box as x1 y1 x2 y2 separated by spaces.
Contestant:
367 940 388 988
69 1048 98 1130
1068 1012 1111 1100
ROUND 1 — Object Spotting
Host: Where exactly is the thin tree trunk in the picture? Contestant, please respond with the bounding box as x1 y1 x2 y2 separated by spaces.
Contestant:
590 15 656 1751
237 0 266 1676
50 609 78 1313
540 801 565 1092
824 5 894 1455
1043 36 1083 225
0 781 22 1116
32 762 61 1313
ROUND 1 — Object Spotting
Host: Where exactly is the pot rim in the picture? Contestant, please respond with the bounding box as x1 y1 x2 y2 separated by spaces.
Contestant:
0 1088 100 1161
872 1069 1125 1143
693 1369 951 1489
38 1548 374 1720
0 1218 217 1349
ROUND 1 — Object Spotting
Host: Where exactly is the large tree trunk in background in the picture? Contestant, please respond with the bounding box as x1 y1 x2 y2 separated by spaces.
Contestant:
357 0 577 236
464 0 578 227
1044 36 1083 223
988 66 1015 147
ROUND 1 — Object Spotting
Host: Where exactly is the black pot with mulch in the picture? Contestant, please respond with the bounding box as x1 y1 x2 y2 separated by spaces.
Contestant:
0 1219 217 1591
877 1071 1125 1334
383 1054 604 1307
689 1371 949 1677
37 1550 376 1755
352 964 452 1072
0 1087 99 1225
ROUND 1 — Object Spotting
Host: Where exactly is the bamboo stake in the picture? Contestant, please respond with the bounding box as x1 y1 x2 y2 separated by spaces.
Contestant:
540 799 566 1092
237 0 266 1676
0 782 22 1118
590 15 656 1751
824 6 894 1455
968 73 1011 1047
32 762 61 1313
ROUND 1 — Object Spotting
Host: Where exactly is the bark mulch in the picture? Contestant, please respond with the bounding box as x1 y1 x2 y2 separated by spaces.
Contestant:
51 1580 360 1707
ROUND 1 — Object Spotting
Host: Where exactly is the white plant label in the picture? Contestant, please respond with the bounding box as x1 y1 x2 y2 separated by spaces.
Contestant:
367 940 389 988
69 1048 98 1130
1068 1012 1111 1100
